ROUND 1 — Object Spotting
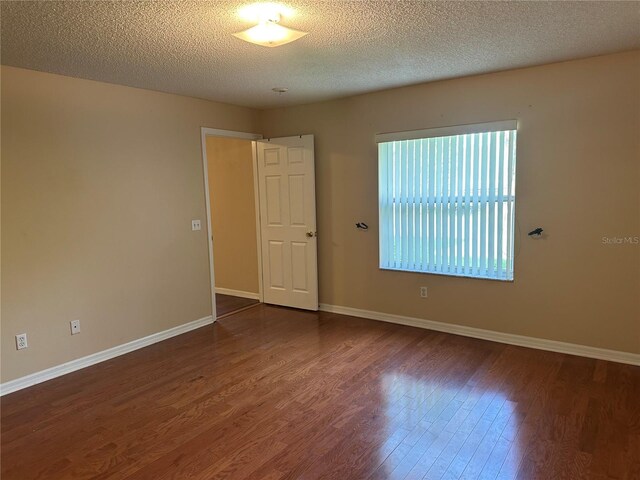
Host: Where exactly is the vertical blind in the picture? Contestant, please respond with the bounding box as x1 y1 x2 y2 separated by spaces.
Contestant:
377 121 517 281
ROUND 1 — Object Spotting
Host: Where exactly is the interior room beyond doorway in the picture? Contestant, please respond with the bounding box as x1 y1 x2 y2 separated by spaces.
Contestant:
206 135 260 318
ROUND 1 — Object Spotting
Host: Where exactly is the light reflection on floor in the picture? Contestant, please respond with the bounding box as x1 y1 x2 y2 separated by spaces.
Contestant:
377 372 521 479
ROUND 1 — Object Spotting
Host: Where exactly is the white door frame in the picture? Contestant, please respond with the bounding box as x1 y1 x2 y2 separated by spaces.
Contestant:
200 127 263 321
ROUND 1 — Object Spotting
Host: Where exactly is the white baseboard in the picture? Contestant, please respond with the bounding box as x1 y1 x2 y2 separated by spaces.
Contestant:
0 315 214 396
3 306 636 397
319 304 640 366
215 287 260 301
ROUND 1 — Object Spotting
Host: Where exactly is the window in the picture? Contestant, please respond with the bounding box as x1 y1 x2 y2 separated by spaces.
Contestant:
377 120 517 281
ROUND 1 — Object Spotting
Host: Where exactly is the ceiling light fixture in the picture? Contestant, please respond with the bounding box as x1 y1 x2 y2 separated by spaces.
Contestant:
233 3 308 48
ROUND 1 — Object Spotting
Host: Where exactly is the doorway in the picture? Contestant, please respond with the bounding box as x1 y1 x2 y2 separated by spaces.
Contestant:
201 128 263 319
201 128 319 321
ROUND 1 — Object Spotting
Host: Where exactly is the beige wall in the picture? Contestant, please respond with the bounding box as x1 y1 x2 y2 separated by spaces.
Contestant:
206 136 259 294
1 66 259 382
2 51 638 384
260 51 640 354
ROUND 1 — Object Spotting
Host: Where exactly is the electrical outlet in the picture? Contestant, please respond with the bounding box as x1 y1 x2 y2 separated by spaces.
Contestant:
70 320 81 335
191 219 202 231
420 286 428 298
16 333 28 350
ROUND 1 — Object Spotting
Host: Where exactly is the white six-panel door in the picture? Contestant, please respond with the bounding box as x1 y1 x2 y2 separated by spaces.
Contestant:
256 135 318 311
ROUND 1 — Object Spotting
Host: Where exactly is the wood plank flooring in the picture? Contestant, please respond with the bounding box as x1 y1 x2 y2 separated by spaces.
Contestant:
215 293 259 318
1 305 639 479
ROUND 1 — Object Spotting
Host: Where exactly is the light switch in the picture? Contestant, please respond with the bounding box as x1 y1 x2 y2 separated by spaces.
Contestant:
192 219 202 231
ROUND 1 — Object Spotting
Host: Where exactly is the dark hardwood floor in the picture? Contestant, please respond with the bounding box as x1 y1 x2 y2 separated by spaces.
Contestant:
2 305 639 479
215 293 259 318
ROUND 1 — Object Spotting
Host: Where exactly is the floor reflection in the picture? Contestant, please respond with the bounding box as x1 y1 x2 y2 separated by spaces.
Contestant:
378 372 519 479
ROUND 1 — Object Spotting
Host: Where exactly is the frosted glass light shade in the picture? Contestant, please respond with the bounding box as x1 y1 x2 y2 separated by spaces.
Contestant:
233 21 308 47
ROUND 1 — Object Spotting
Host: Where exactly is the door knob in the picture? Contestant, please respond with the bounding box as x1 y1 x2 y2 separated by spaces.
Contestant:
306 231 317 238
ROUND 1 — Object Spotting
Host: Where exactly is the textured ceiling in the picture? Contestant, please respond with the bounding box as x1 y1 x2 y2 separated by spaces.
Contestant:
2 1 639 109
